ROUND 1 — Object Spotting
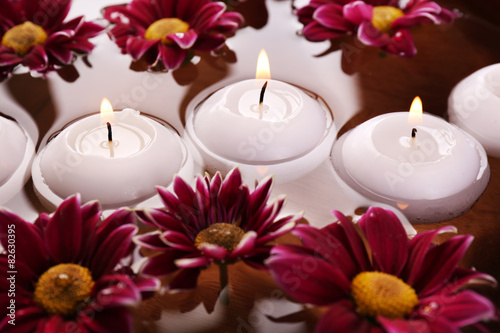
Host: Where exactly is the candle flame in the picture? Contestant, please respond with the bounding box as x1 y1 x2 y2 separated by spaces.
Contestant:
408 96 423 124
100 98 115 123
256 49 271 80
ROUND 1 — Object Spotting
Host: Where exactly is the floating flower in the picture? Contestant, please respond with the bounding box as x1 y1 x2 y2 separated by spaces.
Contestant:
0 195 159 332
0 0 104 79
296 0 458 57
103 0 244 70
267 207 497 332
135 168 300 297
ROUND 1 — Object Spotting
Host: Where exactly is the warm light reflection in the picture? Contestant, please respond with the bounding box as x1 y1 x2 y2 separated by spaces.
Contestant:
408 96 423 123
256 49 271 80
100 98 115 122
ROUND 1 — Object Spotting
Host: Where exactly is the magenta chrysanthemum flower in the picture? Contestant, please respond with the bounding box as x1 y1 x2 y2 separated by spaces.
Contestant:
296 0 458 57
135 168 301 295
0 195 159 332
0 0 104 79
267 207 497 332
103 0 244 70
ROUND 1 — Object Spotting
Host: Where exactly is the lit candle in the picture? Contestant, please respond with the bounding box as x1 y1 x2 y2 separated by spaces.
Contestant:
331 97 490 223
32 99 193 210
185 50 336 183
448 64 500 157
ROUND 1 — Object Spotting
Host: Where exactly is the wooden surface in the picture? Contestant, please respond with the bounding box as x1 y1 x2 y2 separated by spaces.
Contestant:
1 0 499 332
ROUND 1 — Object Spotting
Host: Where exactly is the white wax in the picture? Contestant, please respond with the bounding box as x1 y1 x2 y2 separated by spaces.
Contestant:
331 112 490 223
0 116 28 186
36 108 188 209
185 79 336 183
448 63 500 157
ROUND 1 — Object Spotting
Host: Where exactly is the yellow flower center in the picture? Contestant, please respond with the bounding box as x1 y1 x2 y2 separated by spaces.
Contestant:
194 223 245 252
372 6 405 33
34 264 94 316
351 271 418 319
1 21 48 55
144 18 189 44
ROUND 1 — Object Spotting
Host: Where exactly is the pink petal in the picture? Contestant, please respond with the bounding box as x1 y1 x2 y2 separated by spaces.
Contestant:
0 48 22 66
0 306 45 332
159 43 186 69
422 290 497 328
357 21 391 47
343 1 373 26
359 207 409 276
94 274 141 306
293 224 358 278
134 231 170 250
384 29 417 58
229 231 257 259
175 256 210 268
378 316 430 333
45 195 83 263
140 249 184 277
126 37 159 60
198 243 227 260
314 4 353 31
302 22 346 41
0 210 49 276
91 224 138 278
160 230 197 251
191 2 225 31
316 300 374 333
22 45 48 72
266 252 350 305
402 225 457 285
332 210 371 272
413 235 473 297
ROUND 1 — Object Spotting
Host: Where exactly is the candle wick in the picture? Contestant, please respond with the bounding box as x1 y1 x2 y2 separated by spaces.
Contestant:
107 122 114 158
107 122 113 142
258 81 268 118
411 128 417 138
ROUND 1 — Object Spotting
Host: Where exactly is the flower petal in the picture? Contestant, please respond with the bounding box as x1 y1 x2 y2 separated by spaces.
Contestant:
168 268 201 291
160 230 197 251
198 243 227 260
22 45 48 72
314 4 353 31
359 207 409 276
126 37 159 60
229 231 257 259
316 300 374 333
266 251 350 305
140 249 184 277
45 195 83 263
343 1 373 26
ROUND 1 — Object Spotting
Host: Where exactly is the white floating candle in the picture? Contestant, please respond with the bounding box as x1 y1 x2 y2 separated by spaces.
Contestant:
332 97 490 223
33 100 193 209
0 115 27 187
448 63 500 157
185 50 336 183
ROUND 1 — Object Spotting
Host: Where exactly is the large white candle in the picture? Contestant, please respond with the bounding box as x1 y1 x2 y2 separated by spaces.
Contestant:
0 115 27 187
185 50 336 183
33 101 192 209
448 64 500 157
331 97 490 223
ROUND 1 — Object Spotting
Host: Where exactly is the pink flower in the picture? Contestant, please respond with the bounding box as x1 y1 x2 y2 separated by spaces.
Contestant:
296 0 458 57
0 195 159 333
103 0 243 70
0 0 104 79
267 207 497 332
135 168 300 294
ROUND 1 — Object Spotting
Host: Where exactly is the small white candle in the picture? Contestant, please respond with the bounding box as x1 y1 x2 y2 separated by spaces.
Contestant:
0 115 27 187
448 64 500 157
332 97 490 223
185 50 336 183
33 100 192 209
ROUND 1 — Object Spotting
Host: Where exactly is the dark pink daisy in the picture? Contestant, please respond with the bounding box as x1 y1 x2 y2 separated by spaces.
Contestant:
296 0 458 57
103 0 244 71
0 0 104 79
267 207 497 332
0 195 159 333
135 168 300 295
